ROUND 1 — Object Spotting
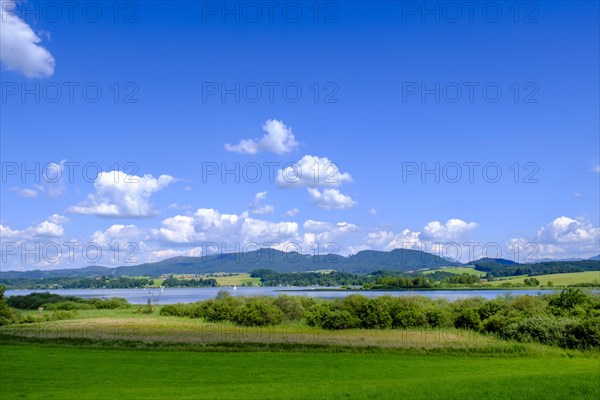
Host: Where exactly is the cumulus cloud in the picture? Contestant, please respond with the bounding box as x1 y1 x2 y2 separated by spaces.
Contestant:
283 208 299 217
249 192 274 215
69 171 176 217
276 155 352 188
507 216 600 261
225 119 298 154
421 219 479 242
509 217 600 260
152 208 300 246
368 208 378 215
0 214 67 241
357 219 479 262
90 224 143 247
0 1 55 78
307 188 357 210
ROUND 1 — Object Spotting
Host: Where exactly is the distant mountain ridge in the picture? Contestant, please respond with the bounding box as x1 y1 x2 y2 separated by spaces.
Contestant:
0 248 461 279
2 250 598 280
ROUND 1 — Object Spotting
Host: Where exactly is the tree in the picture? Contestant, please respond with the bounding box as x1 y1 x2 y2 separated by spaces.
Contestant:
0 285 17 325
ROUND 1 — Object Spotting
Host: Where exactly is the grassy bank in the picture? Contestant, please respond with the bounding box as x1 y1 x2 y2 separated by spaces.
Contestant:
1 340 598 400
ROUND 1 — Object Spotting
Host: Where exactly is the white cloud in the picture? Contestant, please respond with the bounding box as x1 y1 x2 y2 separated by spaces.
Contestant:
283 208 299 217
276 155 352 188
358 219 478 261
592 165 600 174
249 191 274 215
573 192 582 198
303 220 333 232
90 224 143 247
149 247 203 260
307 188 357 210
300 221 360 255
152 208 300 246
225 119 299 154
68 171 176 217
364 229 423 251
168 203 192 211
0 1 55 78
0 214 67 240
421 219 478 242
368 208 378 215
16 188 38 198
510 217 600 260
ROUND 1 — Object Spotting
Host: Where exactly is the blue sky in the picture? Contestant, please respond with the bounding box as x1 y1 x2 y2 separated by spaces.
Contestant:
1 0 599 271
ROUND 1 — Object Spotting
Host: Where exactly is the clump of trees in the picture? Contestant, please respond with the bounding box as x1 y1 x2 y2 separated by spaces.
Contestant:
159 289 600 349
0 285 19 325
250 269 374 287
0 276 154 290
162 275 217 288
6 292 131 311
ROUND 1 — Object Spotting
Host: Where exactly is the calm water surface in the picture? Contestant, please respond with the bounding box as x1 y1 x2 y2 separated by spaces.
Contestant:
6 287 594 304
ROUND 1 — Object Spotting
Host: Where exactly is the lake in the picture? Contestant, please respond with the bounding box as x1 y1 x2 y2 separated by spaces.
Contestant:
7 287 594 304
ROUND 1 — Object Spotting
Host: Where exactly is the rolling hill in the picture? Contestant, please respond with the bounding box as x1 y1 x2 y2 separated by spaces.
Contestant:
0 248 461 279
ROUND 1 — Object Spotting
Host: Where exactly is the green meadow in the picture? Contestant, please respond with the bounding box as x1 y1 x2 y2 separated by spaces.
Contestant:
1 339 599 400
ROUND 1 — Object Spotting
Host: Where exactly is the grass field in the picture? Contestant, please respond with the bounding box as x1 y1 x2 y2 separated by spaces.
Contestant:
214 273 260 286
1 341 598 400
2 310 505 349
1 307 599 399
488 271 600 287
422 267 487 277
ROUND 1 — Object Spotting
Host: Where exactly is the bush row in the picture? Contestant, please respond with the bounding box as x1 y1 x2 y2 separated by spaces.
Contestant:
6 292 131 310
159 289 600 349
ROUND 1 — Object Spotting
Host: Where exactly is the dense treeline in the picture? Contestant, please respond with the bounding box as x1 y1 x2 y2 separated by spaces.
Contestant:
0 288 133 326
0 276 154 289
162 276 218 287
365 273 480 289
160 289 600 349
472 260 600 278
250 269 376 287
6 292 132 311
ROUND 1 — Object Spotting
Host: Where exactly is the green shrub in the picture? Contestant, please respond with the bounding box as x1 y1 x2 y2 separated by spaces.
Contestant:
304 302 332 327
87 297 131 309
357 298 392 329
204 296 243 322
563 316 600 349
235 298 284 326
42 301 94 311
273 295 305 321
393 305 427 328
454 308 482 331
424 306 454 328
49 310 77 321
159 303 188 317
7 292 84 310
549 288 590 316
321 310 360 330
0 285 18 326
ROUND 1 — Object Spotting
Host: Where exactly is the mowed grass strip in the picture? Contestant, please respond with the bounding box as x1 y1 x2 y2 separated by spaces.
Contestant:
1 343 599 400
422 267 487 277
487 271 600 287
